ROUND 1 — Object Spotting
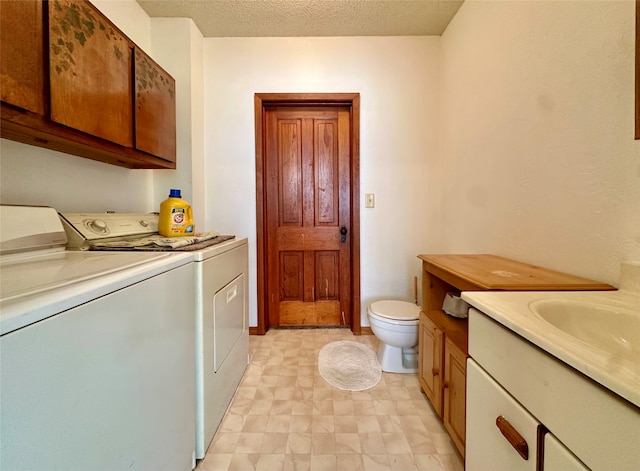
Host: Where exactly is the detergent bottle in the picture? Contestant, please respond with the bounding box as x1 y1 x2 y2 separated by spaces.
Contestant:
158 189 195 237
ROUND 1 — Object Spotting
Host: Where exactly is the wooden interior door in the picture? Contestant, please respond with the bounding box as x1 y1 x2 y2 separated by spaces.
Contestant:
264 106 351 326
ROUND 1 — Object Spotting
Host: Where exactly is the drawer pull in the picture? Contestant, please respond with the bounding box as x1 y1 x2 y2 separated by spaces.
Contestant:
432 368 439 377
496 415 528 460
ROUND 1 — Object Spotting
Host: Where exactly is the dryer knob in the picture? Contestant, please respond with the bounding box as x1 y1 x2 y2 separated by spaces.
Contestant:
87 219 108 233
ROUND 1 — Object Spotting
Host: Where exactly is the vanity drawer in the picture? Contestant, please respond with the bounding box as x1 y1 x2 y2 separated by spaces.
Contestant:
468 308 640 471
467 359 538 471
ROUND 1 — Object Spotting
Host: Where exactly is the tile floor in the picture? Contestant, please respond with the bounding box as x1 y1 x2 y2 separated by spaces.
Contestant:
195 328 464 471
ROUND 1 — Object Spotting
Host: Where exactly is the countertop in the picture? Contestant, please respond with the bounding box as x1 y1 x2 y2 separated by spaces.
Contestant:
419 254 615 290
462 288 640 408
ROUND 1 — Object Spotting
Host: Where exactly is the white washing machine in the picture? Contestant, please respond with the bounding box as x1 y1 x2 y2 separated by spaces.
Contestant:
58 212 249 459
0 206 196 471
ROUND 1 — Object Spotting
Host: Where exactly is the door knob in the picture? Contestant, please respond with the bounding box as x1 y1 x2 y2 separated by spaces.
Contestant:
340 226 348 243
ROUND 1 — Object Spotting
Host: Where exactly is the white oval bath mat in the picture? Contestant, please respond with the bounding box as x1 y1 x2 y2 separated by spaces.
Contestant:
318 340 382 391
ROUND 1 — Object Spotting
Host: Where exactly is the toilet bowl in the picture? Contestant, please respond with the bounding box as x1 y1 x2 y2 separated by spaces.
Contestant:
367 300 420 374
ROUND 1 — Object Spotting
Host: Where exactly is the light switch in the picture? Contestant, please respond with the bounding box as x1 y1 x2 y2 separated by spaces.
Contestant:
365 193 375 208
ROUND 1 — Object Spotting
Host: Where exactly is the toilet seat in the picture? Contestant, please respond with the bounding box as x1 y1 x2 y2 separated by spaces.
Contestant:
368 300 420 324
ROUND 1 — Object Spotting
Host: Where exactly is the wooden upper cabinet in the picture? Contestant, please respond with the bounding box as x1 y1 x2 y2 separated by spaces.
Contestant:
134 48 176 163
0 0 176 169
0 0 45 114
48 0 133 147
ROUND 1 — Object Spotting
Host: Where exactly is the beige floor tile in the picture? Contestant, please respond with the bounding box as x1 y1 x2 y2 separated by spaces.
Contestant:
353 399 376 416
405 430 437 454
311 433 336 454
235 432 264 453
283 454 311 471
210 432 240 453
357 416 382 434
309 454 337 471
288 415 313 433
337 454 365 471
219 414 245 433
413 454 446 471
335 432 362 454
374 399 397 416
235 386 257 400
286 432 312 454
195 453 232 471
248 399 272 415
312 400 334 416
311 415 335 433
277 376 298 388
389 454 419 471
255 453 285 471
362 454 392 471
334 415 358 433
400 415 429 435
333 399 355 416
291 400 313 416
200 329 463 471
242 415 269 432
438 453 464 471
360 432 386 455
228 453 259 471
396 400 421 416
293 386 314 400
381 432 412 454
259 432 288 454
377 415 404 433
254 386 276 400
431 432 457 454
274 387 295 400
271 399 295 416
266 415 291 433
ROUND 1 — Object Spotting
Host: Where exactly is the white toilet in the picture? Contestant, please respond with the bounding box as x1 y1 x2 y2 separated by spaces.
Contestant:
367 300 421 374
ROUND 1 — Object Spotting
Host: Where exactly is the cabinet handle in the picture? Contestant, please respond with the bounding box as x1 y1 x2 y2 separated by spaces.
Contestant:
443 381 449 389
496 416 528 460
432 368 439 377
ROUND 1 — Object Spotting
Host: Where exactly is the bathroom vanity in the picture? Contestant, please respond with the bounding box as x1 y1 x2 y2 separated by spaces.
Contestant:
462 263 640 471
416 254 615 457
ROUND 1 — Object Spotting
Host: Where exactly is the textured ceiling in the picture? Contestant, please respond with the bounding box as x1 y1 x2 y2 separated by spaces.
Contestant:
135 0 464 37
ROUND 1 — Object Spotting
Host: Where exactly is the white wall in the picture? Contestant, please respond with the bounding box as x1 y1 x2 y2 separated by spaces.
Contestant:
439 0 640 286
0 0 173 214
203 37 442 326
150 18 205 228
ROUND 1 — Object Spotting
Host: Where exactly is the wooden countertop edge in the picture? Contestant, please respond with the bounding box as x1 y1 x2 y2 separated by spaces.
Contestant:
417 254 616 291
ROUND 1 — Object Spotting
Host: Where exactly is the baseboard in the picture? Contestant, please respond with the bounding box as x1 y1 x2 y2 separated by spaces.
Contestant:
250 326 373 335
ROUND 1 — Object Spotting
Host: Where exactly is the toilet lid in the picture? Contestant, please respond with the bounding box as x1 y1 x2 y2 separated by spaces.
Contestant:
369 300 420 321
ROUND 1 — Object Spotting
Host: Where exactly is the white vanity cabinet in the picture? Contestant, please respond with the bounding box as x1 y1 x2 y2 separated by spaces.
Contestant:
466 307 640 471
544 433 589 471
466 359 539 471
467 359 589 471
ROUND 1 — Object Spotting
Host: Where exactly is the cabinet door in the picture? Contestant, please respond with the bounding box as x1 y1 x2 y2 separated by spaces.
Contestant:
466 359 539 471
48 0 133 147
0 0 45 114
443 337 466 457
134 48 176 163
544 433 590 471
419 314 443 416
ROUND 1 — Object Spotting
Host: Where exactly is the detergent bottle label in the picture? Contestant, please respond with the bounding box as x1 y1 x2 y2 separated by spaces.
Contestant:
172 208 185 224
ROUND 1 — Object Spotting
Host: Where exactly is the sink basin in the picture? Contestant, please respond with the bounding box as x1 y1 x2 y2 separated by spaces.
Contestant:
529 299 640 363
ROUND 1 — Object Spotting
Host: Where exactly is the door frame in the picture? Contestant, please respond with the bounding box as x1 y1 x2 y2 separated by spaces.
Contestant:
254 92 361 335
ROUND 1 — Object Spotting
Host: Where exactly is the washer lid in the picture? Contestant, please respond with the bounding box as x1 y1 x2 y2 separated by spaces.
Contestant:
369 300 420 321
